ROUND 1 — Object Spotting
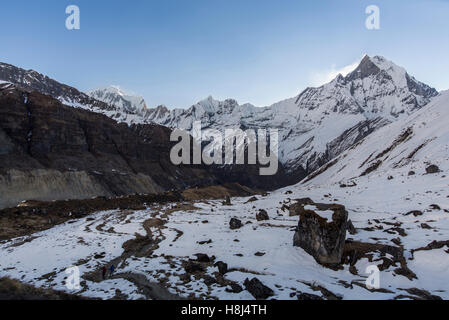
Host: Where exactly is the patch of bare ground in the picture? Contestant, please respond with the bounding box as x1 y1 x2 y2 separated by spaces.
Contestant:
82 201 209 299
0 277 93 300
411 240 449 257
0 183 255 241
227 267 274 276
161 203 200 217
0 191 183 240
299 281 342 300
181 183 255 201
111 272 182 300
342 241 417 280
394 288 442 300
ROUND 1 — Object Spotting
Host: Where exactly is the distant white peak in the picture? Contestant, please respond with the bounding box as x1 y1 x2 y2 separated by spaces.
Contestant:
192 96 239 114
88 85 148 115
354 55 406 80
91 85 144 100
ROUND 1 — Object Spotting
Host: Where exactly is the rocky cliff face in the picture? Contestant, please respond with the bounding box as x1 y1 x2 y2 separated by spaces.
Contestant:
0 83 290 208
0 84 218 208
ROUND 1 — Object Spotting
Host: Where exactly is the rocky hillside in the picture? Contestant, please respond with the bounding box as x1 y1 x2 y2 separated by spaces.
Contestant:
0 83 219 208
0 82 290 208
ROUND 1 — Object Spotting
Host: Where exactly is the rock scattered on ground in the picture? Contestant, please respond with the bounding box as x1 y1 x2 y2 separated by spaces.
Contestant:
297 292 323 300
256 209 269 221
229 218 243 230
245 196 258 203
214 261 228 275
184 261 205 274
426 165 440 174
223 196 232 206
244 278 274 300
195 254 212 263
226 283 243 293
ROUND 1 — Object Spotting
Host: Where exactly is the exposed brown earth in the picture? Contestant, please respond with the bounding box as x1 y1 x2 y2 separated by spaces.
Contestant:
0 183 256 241
342 240 417 280
0 277 92 300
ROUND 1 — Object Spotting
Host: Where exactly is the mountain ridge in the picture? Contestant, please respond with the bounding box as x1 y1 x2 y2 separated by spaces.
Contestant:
142 55 438 178
0 55 439 184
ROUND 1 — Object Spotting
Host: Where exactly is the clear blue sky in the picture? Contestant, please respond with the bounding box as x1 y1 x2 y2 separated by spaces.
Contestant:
1 0 448 108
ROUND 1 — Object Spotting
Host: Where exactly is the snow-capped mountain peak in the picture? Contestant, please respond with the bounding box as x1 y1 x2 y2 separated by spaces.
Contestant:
88 85 148 117
0 56 439 185
143 55 438 182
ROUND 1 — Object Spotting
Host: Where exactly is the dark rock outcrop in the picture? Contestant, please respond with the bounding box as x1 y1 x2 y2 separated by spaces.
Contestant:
0 86 219 208
229 218 243 230
343 241 417 280
226 283 243 293
223 196 231 206
297 292 323 300
194 254 212 263
293 201 348 265
214 261 228 275
256 209 269 221
347 220 357 235
184 261 204 274
426 165 440 174
243 278 274 300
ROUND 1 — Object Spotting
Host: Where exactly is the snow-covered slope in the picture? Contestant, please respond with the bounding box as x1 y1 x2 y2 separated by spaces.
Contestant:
303 90 449 186
88 86 149 124
145 55 438 177
1 93 447 301
1 165 448 299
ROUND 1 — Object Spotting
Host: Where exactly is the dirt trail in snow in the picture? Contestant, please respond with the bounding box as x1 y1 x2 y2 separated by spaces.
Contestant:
111 272 182 300
82 208 184 300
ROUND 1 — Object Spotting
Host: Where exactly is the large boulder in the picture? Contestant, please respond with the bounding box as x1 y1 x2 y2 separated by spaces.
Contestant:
256 209 269 221
243 278 274 300
214 261 228 275
426 165 440 174
229 218 243 230
293 202 348 265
